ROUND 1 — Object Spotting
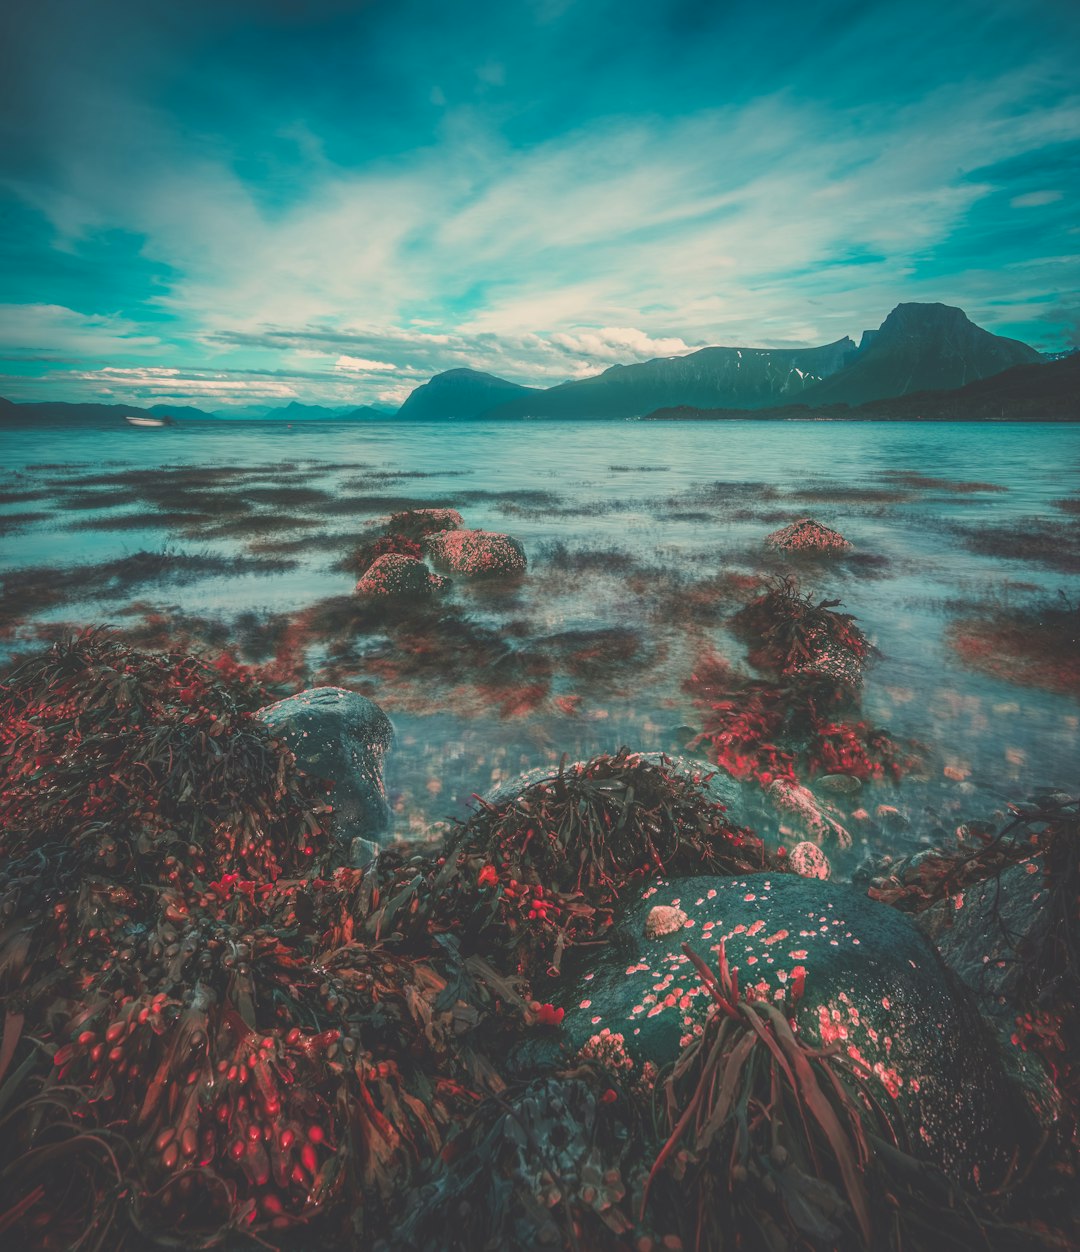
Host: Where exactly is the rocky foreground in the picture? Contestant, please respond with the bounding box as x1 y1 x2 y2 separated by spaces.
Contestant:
0 626 1077 1251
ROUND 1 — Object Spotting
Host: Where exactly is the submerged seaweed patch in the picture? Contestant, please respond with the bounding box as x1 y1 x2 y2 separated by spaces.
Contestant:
955 516 1080 572
948 593 1080 695
0 548 298 634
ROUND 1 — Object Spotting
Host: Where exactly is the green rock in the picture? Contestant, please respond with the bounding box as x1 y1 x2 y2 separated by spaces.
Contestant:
558 872 1036 1190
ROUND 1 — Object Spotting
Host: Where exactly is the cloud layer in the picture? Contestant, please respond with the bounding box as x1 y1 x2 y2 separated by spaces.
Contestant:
1 0 1078 406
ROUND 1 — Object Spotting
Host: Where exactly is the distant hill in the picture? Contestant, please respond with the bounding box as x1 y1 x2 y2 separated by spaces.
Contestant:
337 404 396 420
0 400 197 427
148 404 217 421
645 353 1080 422
482 338 858 419
395 368 538 420
208 400 395 421
797 303 1042 406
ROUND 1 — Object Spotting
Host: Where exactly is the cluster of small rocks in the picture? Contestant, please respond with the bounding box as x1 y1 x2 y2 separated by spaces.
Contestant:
354 507 527 599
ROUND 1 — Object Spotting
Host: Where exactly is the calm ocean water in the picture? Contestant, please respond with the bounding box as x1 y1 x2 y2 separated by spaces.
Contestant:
3 418 1079 868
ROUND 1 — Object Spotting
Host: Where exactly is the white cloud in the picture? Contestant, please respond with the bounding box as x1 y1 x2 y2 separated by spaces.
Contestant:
334 354 397 372
549 327 695 362
7 59 1080 402
1010 189 1064 208
0 304 163 357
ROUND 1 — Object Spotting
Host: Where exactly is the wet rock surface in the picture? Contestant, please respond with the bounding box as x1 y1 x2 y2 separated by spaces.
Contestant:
917 855 1050 1023
766 516 853 553
354 551 448 598
256 685 395 849
558 872 1037 1190
425 527 527 575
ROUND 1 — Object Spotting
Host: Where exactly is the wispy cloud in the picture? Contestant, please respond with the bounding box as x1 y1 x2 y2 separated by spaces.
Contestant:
1 0 1078 403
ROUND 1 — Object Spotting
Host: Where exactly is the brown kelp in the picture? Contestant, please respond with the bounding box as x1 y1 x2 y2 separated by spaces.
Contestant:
0 630 1074 1250
948 593 1080 696
427 749 779 982
685 580 921 790
0 632 516 1247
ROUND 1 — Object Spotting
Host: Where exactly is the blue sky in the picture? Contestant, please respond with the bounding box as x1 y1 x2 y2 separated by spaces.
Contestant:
1 0 1077 409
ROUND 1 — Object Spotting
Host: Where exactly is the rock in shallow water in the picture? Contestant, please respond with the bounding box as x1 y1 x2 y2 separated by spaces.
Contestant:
558 872 1036 1190
766 516 853 554
256 686 394 855
354 552 448 598
425 527 527 575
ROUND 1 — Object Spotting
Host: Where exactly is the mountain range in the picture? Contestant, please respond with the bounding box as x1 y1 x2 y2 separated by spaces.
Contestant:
407 304 1044 419
1 304 1072 427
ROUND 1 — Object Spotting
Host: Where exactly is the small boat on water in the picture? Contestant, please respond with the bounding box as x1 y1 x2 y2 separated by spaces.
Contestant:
124 415 169 428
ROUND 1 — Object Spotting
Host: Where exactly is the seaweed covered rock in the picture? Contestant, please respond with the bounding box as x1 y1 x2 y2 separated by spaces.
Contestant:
0 629 332 885
486 750 745 815
387 506 464 535
426 527 527 576
354 551 448 599
557 873 1038 1191
256 685 395 852
766 517 853 554
436 749 776 981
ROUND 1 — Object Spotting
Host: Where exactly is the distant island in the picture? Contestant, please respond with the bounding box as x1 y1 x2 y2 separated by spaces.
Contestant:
2 303 1077 426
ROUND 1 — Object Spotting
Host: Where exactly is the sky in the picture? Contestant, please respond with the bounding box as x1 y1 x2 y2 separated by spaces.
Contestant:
1 0 1078 411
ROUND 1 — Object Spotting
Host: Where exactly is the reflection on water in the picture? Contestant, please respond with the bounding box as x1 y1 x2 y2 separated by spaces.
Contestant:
2 419 1078 871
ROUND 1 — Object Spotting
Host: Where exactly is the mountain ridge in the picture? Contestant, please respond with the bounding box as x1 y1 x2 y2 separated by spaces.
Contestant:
643 353 1080 422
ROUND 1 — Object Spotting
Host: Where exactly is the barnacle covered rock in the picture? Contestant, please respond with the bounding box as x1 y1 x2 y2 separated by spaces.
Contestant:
766 517 853 554
425 527 527 576
387 506 464 535
557 873 1038 1191
354 551 448 599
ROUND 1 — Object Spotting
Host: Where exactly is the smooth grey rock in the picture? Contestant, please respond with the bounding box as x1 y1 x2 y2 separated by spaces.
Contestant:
256 686 395 848
557 872 1037 1191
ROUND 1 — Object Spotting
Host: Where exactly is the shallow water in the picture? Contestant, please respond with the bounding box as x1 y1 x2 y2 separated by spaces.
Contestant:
3 418 1078 868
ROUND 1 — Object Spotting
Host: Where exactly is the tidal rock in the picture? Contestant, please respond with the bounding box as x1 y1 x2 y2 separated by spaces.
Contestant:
766 517 853 554
789 840 831 878
767 777 850 846
816 772 862 796
256 686 395 852
783 627 865 688
917 856 1049 1023
485 751 745 819
354 552 448 598
426 528 527 576
558 873 1036 1190
387 507 464 534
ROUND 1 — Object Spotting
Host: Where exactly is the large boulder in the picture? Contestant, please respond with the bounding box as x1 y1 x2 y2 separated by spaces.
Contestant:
425 528 527 576
354 552 448 598
256 686 394 860
556 872 1037 1190
766 517 853 554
